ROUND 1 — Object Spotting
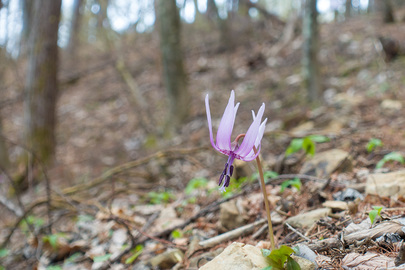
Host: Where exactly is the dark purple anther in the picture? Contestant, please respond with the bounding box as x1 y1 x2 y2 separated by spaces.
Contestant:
230 165 234 176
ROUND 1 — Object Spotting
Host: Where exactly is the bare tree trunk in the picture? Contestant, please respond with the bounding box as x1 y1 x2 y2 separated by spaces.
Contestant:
302 0 321 103
345 0 352 18
20 0 34 55
0 48 9 169
97 0 110 29
67 0 84 56
383 0 395 23
157 0 190 128
368 0 375 13
24 0 61 164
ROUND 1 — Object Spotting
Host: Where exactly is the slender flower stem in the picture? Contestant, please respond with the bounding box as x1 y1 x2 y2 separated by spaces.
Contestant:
235 134 275 249
254 146 276 250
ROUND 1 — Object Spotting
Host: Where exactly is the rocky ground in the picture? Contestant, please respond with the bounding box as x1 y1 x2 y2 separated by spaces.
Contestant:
1 11 405 270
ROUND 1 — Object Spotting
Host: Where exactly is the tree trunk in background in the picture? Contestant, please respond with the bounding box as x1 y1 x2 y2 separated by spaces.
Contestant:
368 0 375 13
20 0 34 55
24 0 61 164
0 48 9 169
157 0 190 128
383 0 395 23
67 0 84 56
97 0 109 29
302 0 320 103
345 0 352 18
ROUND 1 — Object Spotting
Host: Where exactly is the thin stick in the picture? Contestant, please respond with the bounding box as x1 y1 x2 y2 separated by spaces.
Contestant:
285 222 311 242
254 146 276 250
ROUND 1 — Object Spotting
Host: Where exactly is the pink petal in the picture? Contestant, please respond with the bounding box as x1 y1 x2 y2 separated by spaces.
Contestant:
205 94 220 151
216 90 239 151
234 103 265 157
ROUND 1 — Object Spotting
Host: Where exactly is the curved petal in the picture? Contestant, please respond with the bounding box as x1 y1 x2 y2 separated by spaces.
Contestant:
205 94 220 151
245 118 267 158
239 144 261 162
234 103 265 157
255 118 267 148
216 90 239 151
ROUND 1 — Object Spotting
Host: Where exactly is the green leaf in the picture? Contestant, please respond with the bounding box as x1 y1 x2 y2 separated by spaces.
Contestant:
125 245 143 264
185 178 208 195
369 209 378 224
369 207 382 224
302 137 315 156
261 267 273 270
286 256 301 270
261 249 271 257
93 254 112 262
376 152 405 168
264 171 279 181
376 159 385 169
285 139 304 156
46 266 62 270
280 178 301 192
307 135 330 143
366 138 382 153
171 229 183 239
373 206 383 215
0 249 8 258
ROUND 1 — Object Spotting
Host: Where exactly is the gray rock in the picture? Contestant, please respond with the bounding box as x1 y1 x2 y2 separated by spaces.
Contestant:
199 242 268 270
300 149 352 178
219 199 246 231
285 208 331 229
294 244 317 264
148 248 184 269
366 170 405 197
291 254 316 270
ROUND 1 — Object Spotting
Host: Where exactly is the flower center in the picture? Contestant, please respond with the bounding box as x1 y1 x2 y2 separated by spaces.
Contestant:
218 153 236 192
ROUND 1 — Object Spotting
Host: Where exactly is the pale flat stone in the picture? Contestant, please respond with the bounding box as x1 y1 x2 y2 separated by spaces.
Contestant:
300 149 352 178
199 242 268 270
291 255 316 270
285 208 331 229
322 200 348 211
366 170 405 197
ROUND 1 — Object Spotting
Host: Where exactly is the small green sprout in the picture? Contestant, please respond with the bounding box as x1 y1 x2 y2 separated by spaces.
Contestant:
93 254 112 263
369 206 383 225
125 245 143 264
147 190 174 204
185 177 208 195
0 249 8 258
280 178 302 193
262 245 301 270
42 233 67 250
171 229 183 239
285 135 329 157
376 152 405 169
366 138 382 153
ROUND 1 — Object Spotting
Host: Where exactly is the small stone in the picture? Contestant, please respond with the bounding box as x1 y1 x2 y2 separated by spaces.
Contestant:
300 149 352 178
322 200 348 212
219 199 246 231
381 99 402 111
366 170 405 197
291 254 316 270
199 242 268 270
285 208 331 229
148 249 184 269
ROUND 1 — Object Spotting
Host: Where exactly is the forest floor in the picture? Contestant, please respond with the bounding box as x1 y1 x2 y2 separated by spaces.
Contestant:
1 11 405 270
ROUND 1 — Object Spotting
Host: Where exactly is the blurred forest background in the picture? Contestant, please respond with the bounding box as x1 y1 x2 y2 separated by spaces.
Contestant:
1 0 405 269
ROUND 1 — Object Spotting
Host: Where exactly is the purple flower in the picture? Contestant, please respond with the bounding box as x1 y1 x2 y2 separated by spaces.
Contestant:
205 90 267 192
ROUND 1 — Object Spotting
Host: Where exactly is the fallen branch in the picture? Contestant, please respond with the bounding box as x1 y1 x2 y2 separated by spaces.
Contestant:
198 219 268 248
308 221 405 252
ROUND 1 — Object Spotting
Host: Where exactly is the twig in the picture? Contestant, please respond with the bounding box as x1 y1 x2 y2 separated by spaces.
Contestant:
285 222 312 242
199 219 267 248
